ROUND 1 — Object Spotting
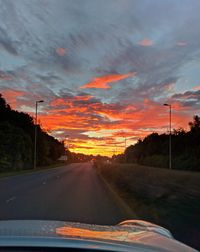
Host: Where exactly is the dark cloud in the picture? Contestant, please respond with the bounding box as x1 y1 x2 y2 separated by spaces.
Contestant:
0 26 18 55
172 90 200 107
0 70 12 80
115 78 177 105
36 74 62 82
0 40 18 55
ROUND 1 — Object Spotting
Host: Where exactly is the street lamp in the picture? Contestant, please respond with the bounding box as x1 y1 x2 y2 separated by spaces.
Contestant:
163 103 172 169
65 135 69 149
65 135 69 162
124 137 127 150
34 100 44 169
124 137 127 163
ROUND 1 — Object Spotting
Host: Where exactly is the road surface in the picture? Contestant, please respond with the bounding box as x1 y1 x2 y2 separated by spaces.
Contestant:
0 162 129 225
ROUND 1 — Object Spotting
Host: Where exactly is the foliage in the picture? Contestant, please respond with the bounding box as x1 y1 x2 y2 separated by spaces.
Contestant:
68 152 96 163
123 115 200 171
0 94 65 171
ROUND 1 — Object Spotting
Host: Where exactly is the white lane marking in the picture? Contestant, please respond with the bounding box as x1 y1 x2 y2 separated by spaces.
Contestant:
6 196 16 203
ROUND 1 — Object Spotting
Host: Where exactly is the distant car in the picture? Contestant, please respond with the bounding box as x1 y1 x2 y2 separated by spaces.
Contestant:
0 219 197 251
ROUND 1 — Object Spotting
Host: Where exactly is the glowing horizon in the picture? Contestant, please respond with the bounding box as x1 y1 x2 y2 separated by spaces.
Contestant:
1 88 193 157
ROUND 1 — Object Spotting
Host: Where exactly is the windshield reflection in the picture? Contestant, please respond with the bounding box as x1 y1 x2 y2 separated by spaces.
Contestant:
56 226 145 242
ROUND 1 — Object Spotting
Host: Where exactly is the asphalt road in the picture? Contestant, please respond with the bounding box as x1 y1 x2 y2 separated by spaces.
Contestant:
0 162 128 225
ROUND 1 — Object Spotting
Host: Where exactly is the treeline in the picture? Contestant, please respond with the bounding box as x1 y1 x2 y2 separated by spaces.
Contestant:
114 115 200 171
66 151 96 163
0 94 65 172
67 152 109 163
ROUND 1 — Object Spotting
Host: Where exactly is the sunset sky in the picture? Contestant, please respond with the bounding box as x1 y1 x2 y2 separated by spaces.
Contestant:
1 0 200 156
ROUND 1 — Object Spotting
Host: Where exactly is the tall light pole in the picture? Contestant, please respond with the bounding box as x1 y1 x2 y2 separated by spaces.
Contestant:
124 137 127 150
163 103 172 169
65 135 69 162
65 135 70 149
124 137 127 163
34 100 44 169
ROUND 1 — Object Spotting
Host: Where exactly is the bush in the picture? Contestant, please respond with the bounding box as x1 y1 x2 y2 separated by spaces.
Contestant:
140 155 168 168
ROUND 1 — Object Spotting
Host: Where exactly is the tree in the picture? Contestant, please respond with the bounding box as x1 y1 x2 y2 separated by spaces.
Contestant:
0 93 65 171
189 115 200 131
0 122 32 171
123 116 200 171
0 94 11 112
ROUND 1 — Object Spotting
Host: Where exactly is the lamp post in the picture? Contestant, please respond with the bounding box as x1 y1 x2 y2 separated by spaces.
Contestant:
65 135 70 149
34 100 44 169
163 103 172 169
65 135 69 162
124 137 127 150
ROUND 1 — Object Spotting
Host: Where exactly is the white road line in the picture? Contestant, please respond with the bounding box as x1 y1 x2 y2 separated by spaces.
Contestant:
6 196 16 203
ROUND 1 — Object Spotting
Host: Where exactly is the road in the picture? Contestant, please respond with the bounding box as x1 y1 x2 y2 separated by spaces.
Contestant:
0 162 129 225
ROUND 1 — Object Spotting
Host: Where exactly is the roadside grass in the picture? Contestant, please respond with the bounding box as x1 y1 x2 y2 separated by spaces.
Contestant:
0 161 68 178
96 162 200 250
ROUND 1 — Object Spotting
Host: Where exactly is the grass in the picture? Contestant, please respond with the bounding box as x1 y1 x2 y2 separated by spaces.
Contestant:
0 161 68 178
96 162 200 250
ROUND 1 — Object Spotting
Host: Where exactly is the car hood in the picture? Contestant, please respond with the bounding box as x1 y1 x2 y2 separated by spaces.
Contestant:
0 220 197 252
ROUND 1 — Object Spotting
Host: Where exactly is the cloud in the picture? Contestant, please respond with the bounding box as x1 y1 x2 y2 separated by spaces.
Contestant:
0 88 27 108
56 48 66 56
176 41 187 47
172 90 200 100
115 78 177 106
171 90 200 109
138 38 153 47
41 90 191 138
0 38 18 55
192 86 200 91
80 72 135 89
1 0 200 155
0 85 194 156
0 70 12 80
37 74 62 82
50 94 93 107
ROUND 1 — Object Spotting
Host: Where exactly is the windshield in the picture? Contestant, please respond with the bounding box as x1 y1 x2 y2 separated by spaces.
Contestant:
0 0 199 251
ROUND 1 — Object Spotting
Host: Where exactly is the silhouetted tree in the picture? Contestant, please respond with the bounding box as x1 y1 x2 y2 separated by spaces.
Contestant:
189 115 200 131
0 94 65 171
123 116 200 171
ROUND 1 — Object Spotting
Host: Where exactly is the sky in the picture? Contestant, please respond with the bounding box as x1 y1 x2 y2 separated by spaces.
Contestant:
1 0 200 156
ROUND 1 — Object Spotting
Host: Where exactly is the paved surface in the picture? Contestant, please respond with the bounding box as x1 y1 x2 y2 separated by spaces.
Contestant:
0 162 128 225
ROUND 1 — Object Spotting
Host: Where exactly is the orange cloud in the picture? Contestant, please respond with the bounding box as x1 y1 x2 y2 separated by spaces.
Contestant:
50 98 66 107
50 95 93 107
138 38 153 47
43 109 189 156
75 95 93 100
56 47 66 56
2 88 193 156
192 86 200 91
45 96 191 133
80 72 135 89
38 94 192 157
0 89 26 109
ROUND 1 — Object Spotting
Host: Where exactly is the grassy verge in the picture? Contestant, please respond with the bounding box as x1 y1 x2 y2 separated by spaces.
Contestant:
0 161 69 178
96 162 200 250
